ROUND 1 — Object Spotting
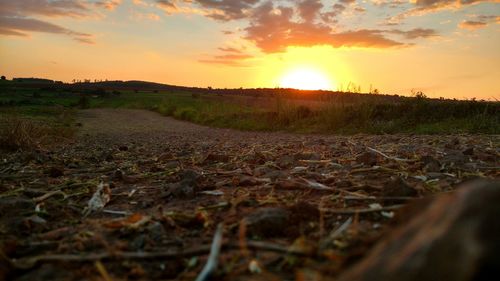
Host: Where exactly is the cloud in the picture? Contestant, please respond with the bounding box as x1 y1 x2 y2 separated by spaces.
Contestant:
0 0 89 18
297 0 323 22
218 47 244 53
389 0 500 24
458 15 500 29
190 0 260 21
389 28 439 39
0 1 121 43
156 0 178 13
244 2 405 53
93 0 123 10
0 16 94 43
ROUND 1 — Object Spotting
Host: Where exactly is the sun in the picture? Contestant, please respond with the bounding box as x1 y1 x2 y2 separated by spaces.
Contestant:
279 67 333 90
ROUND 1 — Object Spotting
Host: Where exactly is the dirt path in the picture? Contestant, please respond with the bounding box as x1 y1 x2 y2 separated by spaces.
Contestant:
1 109 499 281
77 108 212 136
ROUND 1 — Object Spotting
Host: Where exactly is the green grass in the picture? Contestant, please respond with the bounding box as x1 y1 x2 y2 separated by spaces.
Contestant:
0 82 498 136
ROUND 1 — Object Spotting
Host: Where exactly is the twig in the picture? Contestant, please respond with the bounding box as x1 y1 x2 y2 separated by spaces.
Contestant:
10 240 312 269
342 196 417 201
102 209 131 216
195 223 224 281
33 190 68 203
329 217 353 240
367 147 411 162
319 217 352 249
321 204 404 215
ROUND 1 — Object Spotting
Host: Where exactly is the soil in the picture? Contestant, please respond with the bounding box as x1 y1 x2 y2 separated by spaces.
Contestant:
1 108 499 280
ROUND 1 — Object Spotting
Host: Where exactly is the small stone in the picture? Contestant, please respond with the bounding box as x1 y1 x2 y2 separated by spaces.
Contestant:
294 152 321 161
383 177 418 197
356 151 379 166
277 155 295 168
253 166 273 177
462 147 474 156
420 155 441 172
245 207 290 238
47 166 64 178
165 161 180 169
163 181 195 198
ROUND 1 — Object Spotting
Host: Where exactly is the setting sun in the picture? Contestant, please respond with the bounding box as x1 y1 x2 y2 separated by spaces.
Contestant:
279 68 334 90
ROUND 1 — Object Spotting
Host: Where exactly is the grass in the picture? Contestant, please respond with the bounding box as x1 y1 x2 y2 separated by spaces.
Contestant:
0 80 498 145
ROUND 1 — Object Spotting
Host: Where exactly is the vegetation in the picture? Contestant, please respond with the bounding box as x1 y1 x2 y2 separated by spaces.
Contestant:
0 79 498 148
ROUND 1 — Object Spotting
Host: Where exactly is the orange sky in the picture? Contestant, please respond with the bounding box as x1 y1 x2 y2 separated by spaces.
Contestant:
1 0 499 99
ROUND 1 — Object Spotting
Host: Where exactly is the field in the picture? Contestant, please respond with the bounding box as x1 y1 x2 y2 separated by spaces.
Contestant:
1 80 499 280
1 80 499 142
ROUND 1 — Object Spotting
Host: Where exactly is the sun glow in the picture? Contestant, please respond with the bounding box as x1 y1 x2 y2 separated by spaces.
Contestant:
279 67 333 90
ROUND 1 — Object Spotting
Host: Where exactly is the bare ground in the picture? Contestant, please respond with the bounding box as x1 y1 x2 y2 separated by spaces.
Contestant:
1 109 499 280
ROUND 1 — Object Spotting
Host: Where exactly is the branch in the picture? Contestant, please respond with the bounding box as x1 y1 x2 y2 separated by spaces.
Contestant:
195 223 224 281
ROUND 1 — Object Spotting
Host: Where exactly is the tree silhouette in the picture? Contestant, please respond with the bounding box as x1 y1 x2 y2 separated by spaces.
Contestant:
1 76 6 80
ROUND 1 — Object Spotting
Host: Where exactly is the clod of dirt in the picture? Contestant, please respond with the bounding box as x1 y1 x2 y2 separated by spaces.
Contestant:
47 167 64 178
295 152 321 161
382 177 418 197
163 169 200 198
203 153 230 164
462 147 474 156
442 152 468 166
337 180 500 281
244 207 290 238
253 166 274 177
277 155 295 168
356 151 379 166
420 155 441 173
163 181 195 199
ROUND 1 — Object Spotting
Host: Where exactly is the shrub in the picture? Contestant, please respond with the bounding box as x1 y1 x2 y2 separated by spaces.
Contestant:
174 107 197 121
0 117 47 151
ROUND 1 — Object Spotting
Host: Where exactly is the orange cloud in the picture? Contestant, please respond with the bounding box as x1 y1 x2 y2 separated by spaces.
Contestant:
0 0 121 43
389 0 500 24
458 15 500 29
0 16 94 43
245 2 405 53
93 0 123 11
0 0 89 18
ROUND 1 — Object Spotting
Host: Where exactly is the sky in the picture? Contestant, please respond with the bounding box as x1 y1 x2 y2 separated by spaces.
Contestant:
0 0 499 99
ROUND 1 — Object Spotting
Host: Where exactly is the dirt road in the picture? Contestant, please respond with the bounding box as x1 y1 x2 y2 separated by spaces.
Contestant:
1 109 498 280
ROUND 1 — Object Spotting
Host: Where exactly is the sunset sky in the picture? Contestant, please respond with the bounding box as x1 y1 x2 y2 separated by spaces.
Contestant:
0 0 499 99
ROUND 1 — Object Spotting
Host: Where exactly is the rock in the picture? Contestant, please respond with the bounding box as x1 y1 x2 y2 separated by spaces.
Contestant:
163 169 200 198
47 166 64 178
179 169 199 183
420 155 441 172
337 180 500 281
163 181 195 199
462 147 474 156
203 153 230 163
157 153 174 163
442 151 468 166
277 155 295 168
0 197 35 216
253 166 273 177
235 175 260 186
382 177 418 197
356 151 379 166
294 152 321 161
244 207 290 238
165 160 180 169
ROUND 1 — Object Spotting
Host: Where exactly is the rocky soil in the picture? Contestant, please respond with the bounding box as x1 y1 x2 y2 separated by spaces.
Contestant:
1 109 499 280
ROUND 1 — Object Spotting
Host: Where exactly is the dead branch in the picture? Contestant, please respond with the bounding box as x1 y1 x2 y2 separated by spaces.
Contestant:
195 223 224 281
322 205 404 215
9 239 312 270
367 147 411 162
